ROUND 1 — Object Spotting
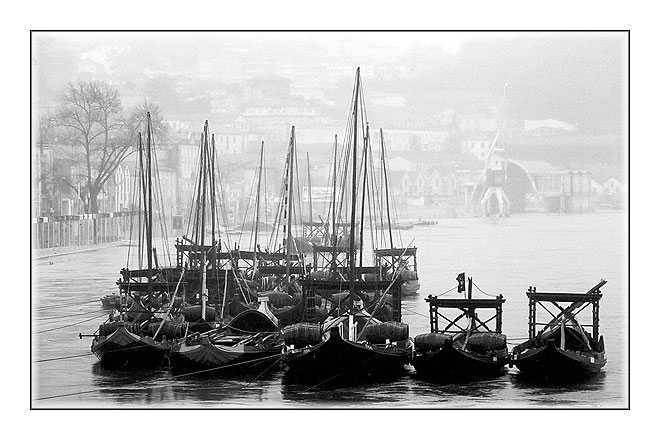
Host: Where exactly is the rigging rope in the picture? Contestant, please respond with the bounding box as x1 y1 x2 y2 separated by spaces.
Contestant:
471 280 499 298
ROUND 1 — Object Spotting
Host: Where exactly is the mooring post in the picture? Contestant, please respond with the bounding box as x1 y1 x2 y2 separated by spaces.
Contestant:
593 299 600 342
528 286 535 339
392 280 402 322
496 294 503 333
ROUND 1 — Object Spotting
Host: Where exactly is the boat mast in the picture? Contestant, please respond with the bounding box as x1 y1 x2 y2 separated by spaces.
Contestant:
359 124 370 267
200 121 209 321
145 113 154 275
253 141 264 275
210 133 217 251
306 152 313 229
380 128 394 249
285 126 296 278
348 68 360 296
331 134 338 247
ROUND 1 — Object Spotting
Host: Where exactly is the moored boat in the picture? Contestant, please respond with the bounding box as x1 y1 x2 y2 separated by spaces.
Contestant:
169 297 283 373
87 113 175 368
510 280 607 379
90 321 169 367
412 273 508 380
282 295 411 381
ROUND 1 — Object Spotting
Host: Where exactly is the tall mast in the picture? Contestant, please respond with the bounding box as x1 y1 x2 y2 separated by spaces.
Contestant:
253 141 264 275
306 152 313 228
348 67 360 295
285 126 296 278
193 133 204 245
137 132 147 270
145 113 153 273
200 122 209 320
331 134 337 246
210 133 217 249
380 128 394 249
359 124 370 267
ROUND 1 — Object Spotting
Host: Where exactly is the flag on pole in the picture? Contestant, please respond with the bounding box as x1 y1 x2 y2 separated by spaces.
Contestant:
457 272 466 293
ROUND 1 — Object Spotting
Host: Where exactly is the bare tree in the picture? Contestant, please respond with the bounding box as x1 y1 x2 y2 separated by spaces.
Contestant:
55 80 131 214
128 100 168 143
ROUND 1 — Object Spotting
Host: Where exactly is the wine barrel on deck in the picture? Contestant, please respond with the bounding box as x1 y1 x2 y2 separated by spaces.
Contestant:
466 333 507 353
283 323 322 348
98 321 142 336
361 321 409 344
259 291 295 308
414 333 452 352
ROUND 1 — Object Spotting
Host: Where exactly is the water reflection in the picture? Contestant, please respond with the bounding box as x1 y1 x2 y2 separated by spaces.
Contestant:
281 371 413 405
411 373 509 400
509 369 606 393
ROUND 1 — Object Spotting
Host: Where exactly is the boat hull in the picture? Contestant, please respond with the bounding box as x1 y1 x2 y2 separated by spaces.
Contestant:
283 331 411 381
413 344 507 380
512 342 606 379
169 341 282 374
91 327 168 368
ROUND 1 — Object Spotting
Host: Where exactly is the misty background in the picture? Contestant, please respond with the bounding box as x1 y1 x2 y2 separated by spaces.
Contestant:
31 32 627 233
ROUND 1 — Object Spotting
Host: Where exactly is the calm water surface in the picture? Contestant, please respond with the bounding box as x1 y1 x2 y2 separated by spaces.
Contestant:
32 212 628 408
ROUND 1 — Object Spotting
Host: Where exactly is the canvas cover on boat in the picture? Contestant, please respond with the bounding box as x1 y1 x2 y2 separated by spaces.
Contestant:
182 305 217 322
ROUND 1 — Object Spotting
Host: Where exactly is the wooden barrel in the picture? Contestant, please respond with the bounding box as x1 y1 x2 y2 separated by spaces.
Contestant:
361 321 409 344
466 333 507 353
98 321 142 336
414 333 452 352
282 322 322 347
259 291 295 308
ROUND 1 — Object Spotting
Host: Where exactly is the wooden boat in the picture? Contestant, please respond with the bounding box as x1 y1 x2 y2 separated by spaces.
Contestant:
169 297 283 373
510 280 607 379
88 113 176 368
412 274 508 379
282 68 415 383
282 292 411 381
90 322 169 367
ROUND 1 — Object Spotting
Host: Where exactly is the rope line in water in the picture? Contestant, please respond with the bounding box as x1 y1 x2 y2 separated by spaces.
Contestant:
241 356 283 389
36 309 105 321
34 352 94 363
35 344 160 363
34 313 107 334
34 351 285 401
36 299 100 310
303 372 343 392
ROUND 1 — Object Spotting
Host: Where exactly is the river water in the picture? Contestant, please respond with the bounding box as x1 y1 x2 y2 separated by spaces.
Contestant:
31 212 628 408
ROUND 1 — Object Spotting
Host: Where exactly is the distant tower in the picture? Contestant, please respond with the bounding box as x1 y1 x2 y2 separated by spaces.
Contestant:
479 83 511 217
